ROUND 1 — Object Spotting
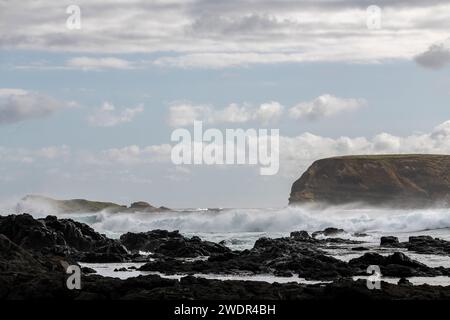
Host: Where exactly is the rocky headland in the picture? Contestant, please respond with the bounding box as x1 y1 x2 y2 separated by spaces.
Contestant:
17 195 170 214
289 155 450 207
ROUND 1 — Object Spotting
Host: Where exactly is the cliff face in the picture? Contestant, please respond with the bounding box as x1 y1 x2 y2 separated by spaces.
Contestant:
289 155 450 207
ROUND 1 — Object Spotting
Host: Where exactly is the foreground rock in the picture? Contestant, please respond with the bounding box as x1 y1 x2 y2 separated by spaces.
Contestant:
0 214 129 263
2 213 450 300
289 155 450 207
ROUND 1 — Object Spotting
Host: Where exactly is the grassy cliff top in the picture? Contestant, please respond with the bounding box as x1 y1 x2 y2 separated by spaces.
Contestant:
323 154 450 161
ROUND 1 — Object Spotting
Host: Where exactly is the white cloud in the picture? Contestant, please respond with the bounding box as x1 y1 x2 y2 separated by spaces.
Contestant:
2 1 450 67
2 120 450 186
66 57 133 70
213 103 252 123
255 102 284 124
415 42 450 69
168 101 284 127
288 94 366 120
0 88 74 125
279 120 450 176
87 102 144 127
168 103 211 127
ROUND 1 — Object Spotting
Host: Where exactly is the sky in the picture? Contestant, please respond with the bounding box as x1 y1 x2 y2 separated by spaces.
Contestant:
1 0 450 208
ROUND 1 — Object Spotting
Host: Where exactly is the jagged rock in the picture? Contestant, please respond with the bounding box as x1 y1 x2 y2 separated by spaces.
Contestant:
312 227 345 238
398 278 412 286
290 231 311 240
380 235 450 256
81 267 97 274
3 214 450 300
349 252 449 277
380 236 400 246
407 236 450 255
352 247 370 251
139 235 356 280
120 230 230 258
0 214 129 263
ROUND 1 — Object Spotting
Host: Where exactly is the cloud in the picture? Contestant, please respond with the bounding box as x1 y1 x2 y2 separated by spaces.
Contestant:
3 120 450 185
82 144 172 166
2 1 450 67
0 88 74 125
415 43 450 69
278 120 450 176
288 94 366 120
168 101 284 126
87 102 144 127
66 57 133 70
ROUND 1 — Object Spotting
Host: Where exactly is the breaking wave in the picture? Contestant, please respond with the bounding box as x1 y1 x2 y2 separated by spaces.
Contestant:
64 206 450 237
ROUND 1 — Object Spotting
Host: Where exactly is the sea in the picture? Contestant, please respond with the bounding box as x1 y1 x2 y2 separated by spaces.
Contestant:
12 205 450 286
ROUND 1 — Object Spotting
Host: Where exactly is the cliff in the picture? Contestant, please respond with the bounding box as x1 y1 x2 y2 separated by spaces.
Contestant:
289 155 450 207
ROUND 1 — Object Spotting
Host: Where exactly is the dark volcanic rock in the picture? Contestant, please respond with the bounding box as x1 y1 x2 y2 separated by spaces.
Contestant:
380 236 400 246
349 252 450 277
290 231 311 240
407 236 450 255
0 214 129 263
3 213 450 300
289 155 450 207
120 230 230 258
312 227 345 238
352 247 370 251
380 235 450 256
139 235 357 280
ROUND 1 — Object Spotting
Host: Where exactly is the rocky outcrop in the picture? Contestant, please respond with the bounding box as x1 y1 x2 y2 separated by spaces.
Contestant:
0 214 129 263
18 195 171 214
289 155 450 207
348 252 450 277
120 230 231 257
380 235 450 255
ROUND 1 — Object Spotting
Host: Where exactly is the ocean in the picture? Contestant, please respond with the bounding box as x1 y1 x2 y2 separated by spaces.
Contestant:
19 206 450 285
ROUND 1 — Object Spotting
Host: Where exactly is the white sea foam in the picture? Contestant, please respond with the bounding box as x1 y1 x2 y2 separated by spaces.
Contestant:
81 206 450 236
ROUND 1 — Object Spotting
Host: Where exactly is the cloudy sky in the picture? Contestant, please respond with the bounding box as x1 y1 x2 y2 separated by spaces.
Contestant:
1 0 450 208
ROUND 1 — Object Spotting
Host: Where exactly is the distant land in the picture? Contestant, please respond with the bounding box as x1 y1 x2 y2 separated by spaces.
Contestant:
17 195 171 214
289 154 450 208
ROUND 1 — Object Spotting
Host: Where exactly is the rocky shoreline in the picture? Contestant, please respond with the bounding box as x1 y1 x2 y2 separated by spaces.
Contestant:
1 213 450 300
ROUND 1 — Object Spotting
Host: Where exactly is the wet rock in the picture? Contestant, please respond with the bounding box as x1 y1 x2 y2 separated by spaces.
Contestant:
290 231 310 240
352 232 368 237
114 267 128 272
380 236 400 246
120 230 231 258
0 214 130 263
382 235 450 256
3 213 450 300
82 266 97 274
407 236 450 255
349 252 449 277
312 227 345 238
140 235 356 280
398 278 412 286
351 247 370 251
